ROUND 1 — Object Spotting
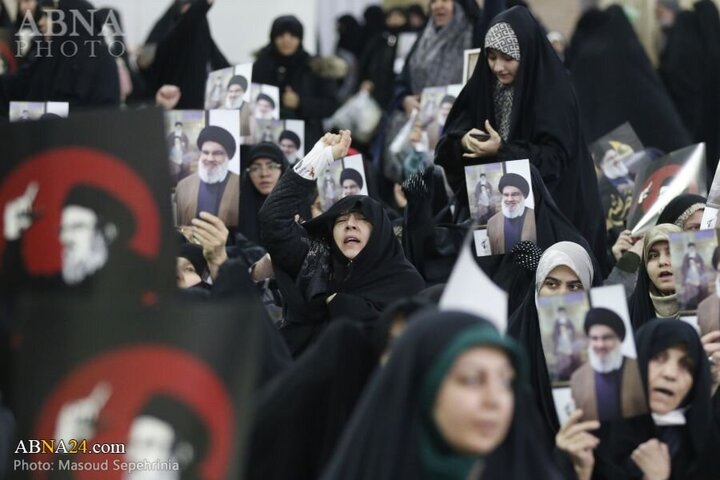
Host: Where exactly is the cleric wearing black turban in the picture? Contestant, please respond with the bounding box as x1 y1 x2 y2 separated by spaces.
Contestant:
486 172 536 254
175 125 239 227
340 168 364 197
226 75 251 135
569 307 647 422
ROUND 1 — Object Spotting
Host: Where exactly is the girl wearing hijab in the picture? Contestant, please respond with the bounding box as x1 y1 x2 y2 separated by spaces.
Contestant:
253 16 339 147
322 310 565 480
258 131 424 357
237 142 288 247
609 194 707 301
0 0 120 112
508 241 597 446
436 6 607 276
560 319 720 480
628 224 682 330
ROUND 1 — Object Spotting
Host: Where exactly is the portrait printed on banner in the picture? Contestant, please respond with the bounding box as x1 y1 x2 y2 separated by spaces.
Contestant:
465 159 535 257
248 119 305 166
540 287 648 424
204 66 235 110
669 229 719 313
627 143 707 235
17 300 262 480
418 84 461 153
174 110 241 228
588 123 648 233
316 154 368 213
164 110 206 187
0 109 175 298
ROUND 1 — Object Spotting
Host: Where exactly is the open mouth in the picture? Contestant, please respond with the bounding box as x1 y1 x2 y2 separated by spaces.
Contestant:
344 236 360 245
659 271 673 278
653 387 674 399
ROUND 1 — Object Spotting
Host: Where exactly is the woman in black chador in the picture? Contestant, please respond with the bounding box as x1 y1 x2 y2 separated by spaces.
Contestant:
253 15 339 147
320 311 566 480
0 0 120 112
564 319 720 480
141 0 229 109
436 6 608 276
259 131 424 357
565 5 691 155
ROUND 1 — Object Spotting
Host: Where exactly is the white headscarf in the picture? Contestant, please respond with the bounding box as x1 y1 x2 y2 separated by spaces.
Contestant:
535 241 594 294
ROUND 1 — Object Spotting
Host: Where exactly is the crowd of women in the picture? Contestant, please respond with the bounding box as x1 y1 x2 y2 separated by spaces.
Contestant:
1 0 720 478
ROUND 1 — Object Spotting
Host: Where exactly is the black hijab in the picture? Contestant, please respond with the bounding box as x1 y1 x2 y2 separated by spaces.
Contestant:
142 0 229 109
321 310 563 480
436 6 607 276
566 6 692 153
659 0 720 177
302 194 425 310
252 15 311 92
336 14 363 57
238 142 289 246
277 194 424 356
657 193 707 228
593 319 720 480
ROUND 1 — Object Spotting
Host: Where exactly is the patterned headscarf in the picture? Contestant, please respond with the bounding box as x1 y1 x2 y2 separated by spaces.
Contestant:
484 22 521 61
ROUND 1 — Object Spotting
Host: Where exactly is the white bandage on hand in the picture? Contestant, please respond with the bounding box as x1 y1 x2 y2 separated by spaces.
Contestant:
293 142 335 180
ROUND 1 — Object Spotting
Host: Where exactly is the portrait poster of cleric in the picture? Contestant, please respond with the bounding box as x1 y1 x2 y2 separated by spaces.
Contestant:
417 84 462 152
0 109 175 301
627 143 707 235
204 64 253 140
588 122 650 234
464 159 535 257
12 297 262 480
538 285 648 425
316 154 368 212
668 228 720 314
173 110 242 229
246 119 305 166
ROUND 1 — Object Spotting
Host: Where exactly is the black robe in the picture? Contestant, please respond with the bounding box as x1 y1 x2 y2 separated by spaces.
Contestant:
244 320 378 480
566 6 692 154
259 169 425 356
592 319 720 480
252 43 338 147
0 0 120 114
659 0 720 178
141 0 229 109
436 6 608 277
507 259 603 448
320 311 565 480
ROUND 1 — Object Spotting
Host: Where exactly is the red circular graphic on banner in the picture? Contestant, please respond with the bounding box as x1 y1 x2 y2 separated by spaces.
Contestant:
0 147 161 275
636 164 703 214
31 345 235 480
